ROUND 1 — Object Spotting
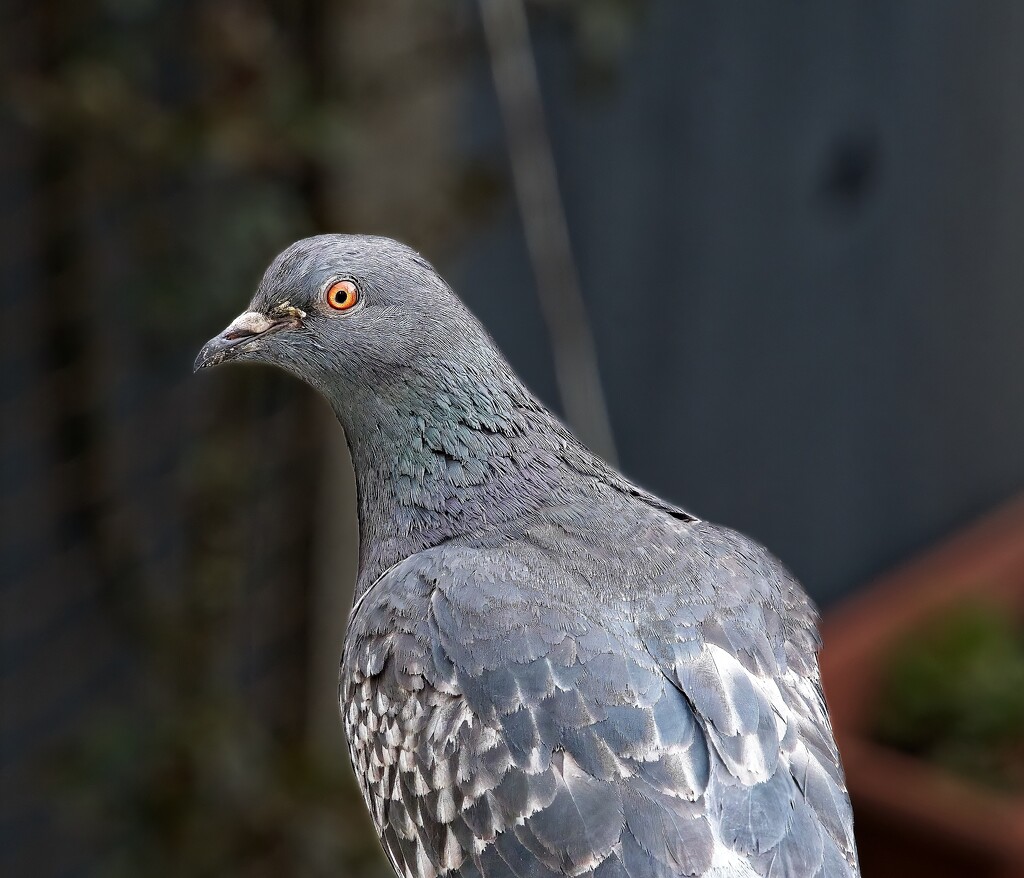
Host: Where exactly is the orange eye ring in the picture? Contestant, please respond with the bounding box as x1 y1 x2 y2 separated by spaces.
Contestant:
326 279 359 311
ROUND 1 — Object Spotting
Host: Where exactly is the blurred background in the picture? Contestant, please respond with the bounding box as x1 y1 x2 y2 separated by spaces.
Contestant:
3 1 1024 876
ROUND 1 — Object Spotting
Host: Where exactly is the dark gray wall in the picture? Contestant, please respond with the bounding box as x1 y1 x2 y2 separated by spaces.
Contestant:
455 1 1024 607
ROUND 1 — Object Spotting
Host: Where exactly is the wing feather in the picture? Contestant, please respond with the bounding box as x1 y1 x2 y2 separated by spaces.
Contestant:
341 527 858 878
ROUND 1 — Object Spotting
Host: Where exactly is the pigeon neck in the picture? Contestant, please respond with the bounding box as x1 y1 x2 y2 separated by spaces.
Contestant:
336 365 574 599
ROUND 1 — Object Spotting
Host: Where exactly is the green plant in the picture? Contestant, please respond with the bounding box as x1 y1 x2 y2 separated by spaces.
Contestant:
873 601 1024 794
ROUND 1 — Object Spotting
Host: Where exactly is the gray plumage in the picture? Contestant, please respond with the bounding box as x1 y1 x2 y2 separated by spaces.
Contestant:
196 235 860 878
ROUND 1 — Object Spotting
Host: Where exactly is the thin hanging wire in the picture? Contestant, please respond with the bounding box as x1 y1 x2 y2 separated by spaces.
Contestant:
479 0 618 465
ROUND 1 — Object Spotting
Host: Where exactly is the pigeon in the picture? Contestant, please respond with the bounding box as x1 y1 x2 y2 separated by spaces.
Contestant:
196 235 860 878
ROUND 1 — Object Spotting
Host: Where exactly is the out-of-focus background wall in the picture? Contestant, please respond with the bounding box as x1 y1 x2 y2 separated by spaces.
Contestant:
3 1 1024 876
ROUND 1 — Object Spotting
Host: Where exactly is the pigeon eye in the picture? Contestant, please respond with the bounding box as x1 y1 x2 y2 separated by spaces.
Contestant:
326 279 359 311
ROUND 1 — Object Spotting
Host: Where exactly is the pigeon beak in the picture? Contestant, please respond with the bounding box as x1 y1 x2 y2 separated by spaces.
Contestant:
194 310 298 372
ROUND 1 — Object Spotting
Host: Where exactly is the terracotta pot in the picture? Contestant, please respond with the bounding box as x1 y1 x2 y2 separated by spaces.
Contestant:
820 494 1024 878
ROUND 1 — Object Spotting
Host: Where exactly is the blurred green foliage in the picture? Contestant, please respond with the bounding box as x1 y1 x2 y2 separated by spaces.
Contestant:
44 380 387 877
874 601 1024 794
51 699 382 878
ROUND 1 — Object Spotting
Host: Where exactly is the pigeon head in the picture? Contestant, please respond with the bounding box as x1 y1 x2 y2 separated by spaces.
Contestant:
196 234 565 586
195 235 508 409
